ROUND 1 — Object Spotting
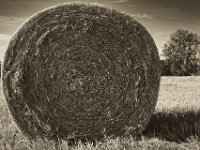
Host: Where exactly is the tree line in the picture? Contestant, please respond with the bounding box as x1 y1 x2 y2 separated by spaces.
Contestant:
160 29 200 76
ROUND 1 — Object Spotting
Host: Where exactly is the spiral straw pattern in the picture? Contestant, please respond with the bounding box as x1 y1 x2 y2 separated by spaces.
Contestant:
3 3 160 140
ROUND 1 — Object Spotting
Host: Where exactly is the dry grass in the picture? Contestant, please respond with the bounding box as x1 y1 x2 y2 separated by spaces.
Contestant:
156 76 200 111
1 76 200 149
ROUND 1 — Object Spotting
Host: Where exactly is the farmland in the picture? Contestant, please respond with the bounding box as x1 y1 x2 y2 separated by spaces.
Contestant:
0 77 200 149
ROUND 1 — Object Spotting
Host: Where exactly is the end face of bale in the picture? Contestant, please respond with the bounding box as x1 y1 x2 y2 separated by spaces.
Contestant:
3 3 160 140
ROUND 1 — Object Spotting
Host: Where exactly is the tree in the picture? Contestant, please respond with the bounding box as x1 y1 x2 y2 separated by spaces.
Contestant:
162 29 200 76
160 59 171 76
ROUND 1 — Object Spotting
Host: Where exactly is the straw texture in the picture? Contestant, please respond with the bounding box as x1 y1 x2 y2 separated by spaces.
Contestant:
3 3 160 140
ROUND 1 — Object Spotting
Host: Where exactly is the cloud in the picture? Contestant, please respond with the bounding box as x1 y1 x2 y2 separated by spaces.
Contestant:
0 34 11 61
112 0 128 3
0 16 25 24
0 16 26 34
152 31 172 55
0 34 11 40
0 34 11 48
0 34 11 50
131 13 154 19
155 32 170 36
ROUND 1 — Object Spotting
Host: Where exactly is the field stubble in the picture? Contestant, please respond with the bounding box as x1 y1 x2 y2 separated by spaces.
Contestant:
1 77 200 149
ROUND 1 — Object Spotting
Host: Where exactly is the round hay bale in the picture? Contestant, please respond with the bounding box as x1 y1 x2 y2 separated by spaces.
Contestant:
2 3 160 140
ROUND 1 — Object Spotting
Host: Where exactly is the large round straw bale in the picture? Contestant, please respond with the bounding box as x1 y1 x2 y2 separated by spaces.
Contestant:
3 3 160 140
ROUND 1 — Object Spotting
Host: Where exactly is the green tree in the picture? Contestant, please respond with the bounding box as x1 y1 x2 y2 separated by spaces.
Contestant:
162 29 200 76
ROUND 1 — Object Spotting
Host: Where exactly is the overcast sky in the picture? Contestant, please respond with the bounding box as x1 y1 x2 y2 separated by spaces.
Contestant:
0 0 200 61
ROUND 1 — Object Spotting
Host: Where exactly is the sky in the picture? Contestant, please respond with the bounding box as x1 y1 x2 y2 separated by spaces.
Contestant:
0 0 200 61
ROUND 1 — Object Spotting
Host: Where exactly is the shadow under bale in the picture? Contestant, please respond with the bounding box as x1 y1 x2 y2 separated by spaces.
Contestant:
142 109 200 142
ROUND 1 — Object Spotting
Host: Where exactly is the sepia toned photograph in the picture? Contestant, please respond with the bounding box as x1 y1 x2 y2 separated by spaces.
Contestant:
0 0 200 149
